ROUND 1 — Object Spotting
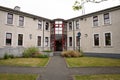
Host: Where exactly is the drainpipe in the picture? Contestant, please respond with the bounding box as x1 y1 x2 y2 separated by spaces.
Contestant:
73 20 75 50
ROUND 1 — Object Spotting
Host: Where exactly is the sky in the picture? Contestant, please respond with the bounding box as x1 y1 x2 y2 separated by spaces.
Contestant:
0 0 119 20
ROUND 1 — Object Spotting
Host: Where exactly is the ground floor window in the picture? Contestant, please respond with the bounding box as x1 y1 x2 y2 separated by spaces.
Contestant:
6 33 12 45
69 37 72 46
18 34 23 46
105 33 111 46
94 34 99 46
45 37 49 46
37 36 41 46
76 36 80 46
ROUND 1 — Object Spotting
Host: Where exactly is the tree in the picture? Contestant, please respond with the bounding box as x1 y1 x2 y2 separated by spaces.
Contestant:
73 0 108 11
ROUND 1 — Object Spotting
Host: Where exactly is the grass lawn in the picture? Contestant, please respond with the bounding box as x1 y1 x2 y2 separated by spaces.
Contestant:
0 73 37 80
66 57 120 67
75 74 120 80
0 58 49 67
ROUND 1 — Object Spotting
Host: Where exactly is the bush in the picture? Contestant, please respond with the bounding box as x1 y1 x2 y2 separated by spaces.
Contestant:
4 53 9 59
22 47 39 58
4 53 15 59
61 50 83 57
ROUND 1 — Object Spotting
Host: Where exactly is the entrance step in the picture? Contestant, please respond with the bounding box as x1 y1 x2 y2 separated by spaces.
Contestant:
54 51 62 56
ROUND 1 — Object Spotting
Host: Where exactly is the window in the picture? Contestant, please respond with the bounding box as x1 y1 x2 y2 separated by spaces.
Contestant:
7 13 13 24
45 22 49 30
19 16 24 26
76 20 79 29
94 34 99 46
37 36 41 46
69 37 72 46
93 16 98 26
6 33 12 45
76 36 80 46
104 13 110 24
69 22 72 30
18 34 23 46
105 33 111 46
45 37 49 46
38 20 42 29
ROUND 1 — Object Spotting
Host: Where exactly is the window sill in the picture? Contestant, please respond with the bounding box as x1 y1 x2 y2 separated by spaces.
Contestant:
104 46 113 48
102 23 112 26
17 26 24 28
92 26 100 28
6 24 14 26
93 46 101 48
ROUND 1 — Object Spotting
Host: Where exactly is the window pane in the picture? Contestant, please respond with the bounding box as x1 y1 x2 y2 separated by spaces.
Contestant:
105 33 111 46
37 36 41 46
18 34 23 46
94 34 99 46
19 16 24 26
69 37 72 46
6 33 12 45
93 16 98 26
104 13 110 24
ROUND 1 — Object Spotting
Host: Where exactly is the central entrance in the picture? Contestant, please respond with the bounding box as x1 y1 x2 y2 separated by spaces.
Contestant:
50 19 67 51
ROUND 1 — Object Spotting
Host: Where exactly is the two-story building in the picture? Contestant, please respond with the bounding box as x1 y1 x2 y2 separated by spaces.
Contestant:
0 5 120 57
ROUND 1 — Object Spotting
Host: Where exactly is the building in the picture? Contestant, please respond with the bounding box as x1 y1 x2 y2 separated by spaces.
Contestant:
0 5 120 57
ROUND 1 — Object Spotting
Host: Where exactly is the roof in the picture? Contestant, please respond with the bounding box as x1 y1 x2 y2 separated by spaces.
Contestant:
0 6 51 21
67 5 120 21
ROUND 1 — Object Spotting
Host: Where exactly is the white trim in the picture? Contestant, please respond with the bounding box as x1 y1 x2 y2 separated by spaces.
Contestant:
92 15 100 27
103 31 113 47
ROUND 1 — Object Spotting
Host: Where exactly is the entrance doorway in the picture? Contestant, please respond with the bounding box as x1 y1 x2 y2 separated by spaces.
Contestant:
55 39 62 51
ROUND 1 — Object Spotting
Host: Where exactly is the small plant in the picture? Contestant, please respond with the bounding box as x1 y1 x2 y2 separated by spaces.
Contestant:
4 53 15 59
22 47 39 58
4 53 9 59
42 50 52 53
61 50 83 57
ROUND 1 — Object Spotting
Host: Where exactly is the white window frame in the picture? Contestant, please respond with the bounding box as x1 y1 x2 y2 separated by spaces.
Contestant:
5 32 12 46
38 20 42 30
69 22 72 31
69 37 72 47
19 16 24 27
92 15 100 27
6 13 14 26
102 12 112 25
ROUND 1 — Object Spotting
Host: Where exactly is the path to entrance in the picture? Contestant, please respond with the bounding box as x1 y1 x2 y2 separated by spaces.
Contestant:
0 56 120 80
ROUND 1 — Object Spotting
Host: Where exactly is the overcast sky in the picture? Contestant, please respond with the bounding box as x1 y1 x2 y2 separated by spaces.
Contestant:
0 0 119 19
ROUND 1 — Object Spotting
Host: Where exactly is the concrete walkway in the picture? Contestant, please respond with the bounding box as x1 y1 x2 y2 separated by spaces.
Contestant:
0 56 120 80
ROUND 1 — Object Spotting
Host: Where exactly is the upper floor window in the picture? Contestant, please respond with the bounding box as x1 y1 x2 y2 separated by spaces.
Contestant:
18 34 23 46
76 20 79 29
37 36 41 46
19 16 24 26
45 22 49 30
69 22 72 30
94 34 99 46
93 16 98 26
38 20 42 29
7 13 13 24
104 13 110 25
105 33 111 46
6 33 12 46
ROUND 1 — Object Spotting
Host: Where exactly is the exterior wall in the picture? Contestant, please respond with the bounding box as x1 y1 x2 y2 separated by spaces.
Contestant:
0 10 51 57
80 9 120 54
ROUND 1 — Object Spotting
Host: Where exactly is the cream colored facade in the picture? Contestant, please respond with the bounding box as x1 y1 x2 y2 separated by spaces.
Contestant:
0 5 120 57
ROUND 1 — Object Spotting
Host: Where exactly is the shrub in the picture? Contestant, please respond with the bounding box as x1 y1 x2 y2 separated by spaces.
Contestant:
4 53 9 59
22 47 39 58
61 50 83 57
4 53 15 59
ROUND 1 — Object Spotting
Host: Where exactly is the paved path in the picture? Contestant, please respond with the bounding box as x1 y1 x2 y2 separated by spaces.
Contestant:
0 56 120 80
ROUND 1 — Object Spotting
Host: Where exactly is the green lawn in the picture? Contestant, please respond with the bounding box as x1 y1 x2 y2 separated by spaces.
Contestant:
66 57 120 67
0 73 37 80
75 74 120 80
0 58 49 67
